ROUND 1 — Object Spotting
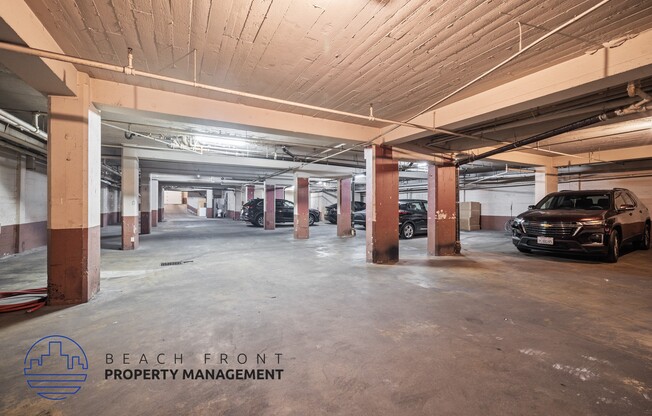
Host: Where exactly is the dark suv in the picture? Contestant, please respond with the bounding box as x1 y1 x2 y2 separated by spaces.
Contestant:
352 199 428 239
325 201 366 224
241 198 320 227
511 189 650 262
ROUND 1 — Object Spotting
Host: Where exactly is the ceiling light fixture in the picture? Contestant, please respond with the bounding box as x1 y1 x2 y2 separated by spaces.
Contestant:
194 135 250 147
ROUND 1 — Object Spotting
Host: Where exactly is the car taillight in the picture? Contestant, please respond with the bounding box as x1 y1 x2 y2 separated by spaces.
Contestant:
398 210 410 215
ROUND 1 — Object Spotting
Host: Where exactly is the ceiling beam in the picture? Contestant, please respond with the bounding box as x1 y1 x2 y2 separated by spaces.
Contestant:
458 146 553 167
123 145 361 178
380 28 652 146
91 78 379 144
552 144 652 167
0 0 76 96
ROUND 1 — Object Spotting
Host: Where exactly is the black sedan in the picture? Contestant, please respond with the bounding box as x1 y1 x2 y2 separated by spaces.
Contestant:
325 201 366 224
241 198 320 227
352 199 428 239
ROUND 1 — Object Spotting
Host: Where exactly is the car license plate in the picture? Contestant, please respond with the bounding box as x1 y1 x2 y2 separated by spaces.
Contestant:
537 236 554 245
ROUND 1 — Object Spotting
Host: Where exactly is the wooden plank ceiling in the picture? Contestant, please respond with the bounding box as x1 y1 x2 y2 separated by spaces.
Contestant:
24 0 652 125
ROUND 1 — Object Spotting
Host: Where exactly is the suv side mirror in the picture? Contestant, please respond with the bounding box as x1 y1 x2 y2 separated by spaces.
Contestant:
528 205 536 210
618 204 635 211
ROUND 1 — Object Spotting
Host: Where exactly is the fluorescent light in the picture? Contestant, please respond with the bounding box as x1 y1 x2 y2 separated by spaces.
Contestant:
195 135 250 147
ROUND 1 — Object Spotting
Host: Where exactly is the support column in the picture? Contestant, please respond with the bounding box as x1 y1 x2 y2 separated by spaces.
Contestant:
337 177 353 237
427 165 459 256
294 176 309 239
275 187 284 199
150 179 158 227
47 73 100 304
158 187 164 222
264 183 276 230
140 180 151 235
100 186 109 227
534 166 558 203
245 185 255 202
233 189 242 220
206 189 214 218
365 145 399 264
121 153 139 250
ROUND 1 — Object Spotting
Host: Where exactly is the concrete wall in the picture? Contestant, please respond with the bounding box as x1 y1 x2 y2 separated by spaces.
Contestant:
164 190 182 204
186 196 206 215
0 149 47 257
461 185 535 231
100 186 121 227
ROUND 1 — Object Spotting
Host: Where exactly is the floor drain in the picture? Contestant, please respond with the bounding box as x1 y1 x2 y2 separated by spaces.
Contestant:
160 260 193 267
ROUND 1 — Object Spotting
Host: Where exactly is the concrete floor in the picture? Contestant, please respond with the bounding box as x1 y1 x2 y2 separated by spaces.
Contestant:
1 207 651 415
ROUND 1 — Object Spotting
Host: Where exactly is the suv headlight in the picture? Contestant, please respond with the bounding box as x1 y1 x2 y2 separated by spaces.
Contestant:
513 218 524 226
580 220 605 226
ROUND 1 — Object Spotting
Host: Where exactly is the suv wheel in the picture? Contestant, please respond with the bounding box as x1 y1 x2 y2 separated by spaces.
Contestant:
400 223 415 239
606 230 620 263
255 214 264 227
635 223 650 250
309 214 316 226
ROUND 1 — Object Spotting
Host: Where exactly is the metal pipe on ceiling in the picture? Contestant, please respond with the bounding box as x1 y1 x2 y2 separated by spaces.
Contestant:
0 108 47 140
456 88 651 166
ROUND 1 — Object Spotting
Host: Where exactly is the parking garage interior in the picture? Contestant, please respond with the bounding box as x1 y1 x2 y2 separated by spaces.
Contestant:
0 1 651 415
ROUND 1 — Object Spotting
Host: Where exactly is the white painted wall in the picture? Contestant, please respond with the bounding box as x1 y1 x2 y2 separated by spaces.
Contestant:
461 185 535 217
0 151 47 226
164 191 182 204
186 197 206 210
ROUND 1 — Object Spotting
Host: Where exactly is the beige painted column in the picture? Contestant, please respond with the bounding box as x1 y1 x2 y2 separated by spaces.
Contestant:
233 189 242 220
534 166 558 204
294 176 310 239
158 186 165 222
121 152 139 250
365 145 399 264
150 179 159 227
47 72 100 305
206 189 214 218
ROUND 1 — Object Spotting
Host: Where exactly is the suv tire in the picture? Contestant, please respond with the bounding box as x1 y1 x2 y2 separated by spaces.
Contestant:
400 223 415 239
606 230 620 263
635 223 650 250
309 214 316 226
255 214 264 227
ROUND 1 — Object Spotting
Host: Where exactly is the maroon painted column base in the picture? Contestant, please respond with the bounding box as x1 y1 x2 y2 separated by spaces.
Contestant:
427 165 459 256
294 177 309 239
158 208 164 222
140 212 151 234
122 216 139 250
337 178 353 237
47 226 100 305
151 210 158 227
264 184 276 230
206 207 214 218
365 145 399 264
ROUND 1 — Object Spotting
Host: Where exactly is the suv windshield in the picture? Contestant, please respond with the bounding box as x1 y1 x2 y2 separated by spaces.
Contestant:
536 193 611 210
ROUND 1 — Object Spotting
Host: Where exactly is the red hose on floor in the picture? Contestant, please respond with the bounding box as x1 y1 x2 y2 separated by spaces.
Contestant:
0 288 47 313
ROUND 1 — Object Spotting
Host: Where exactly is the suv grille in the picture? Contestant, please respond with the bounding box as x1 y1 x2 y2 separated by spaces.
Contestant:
524 221 579 238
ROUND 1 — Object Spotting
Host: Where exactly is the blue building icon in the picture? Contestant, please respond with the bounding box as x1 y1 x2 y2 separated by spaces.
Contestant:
24 335 88 400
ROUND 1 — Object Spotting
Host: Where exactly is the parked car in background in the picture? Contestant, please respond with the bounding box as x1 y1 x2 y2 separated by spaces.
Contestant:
241 198 320 227
511 188 650 262
325 201 366 224
352 199 428 239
